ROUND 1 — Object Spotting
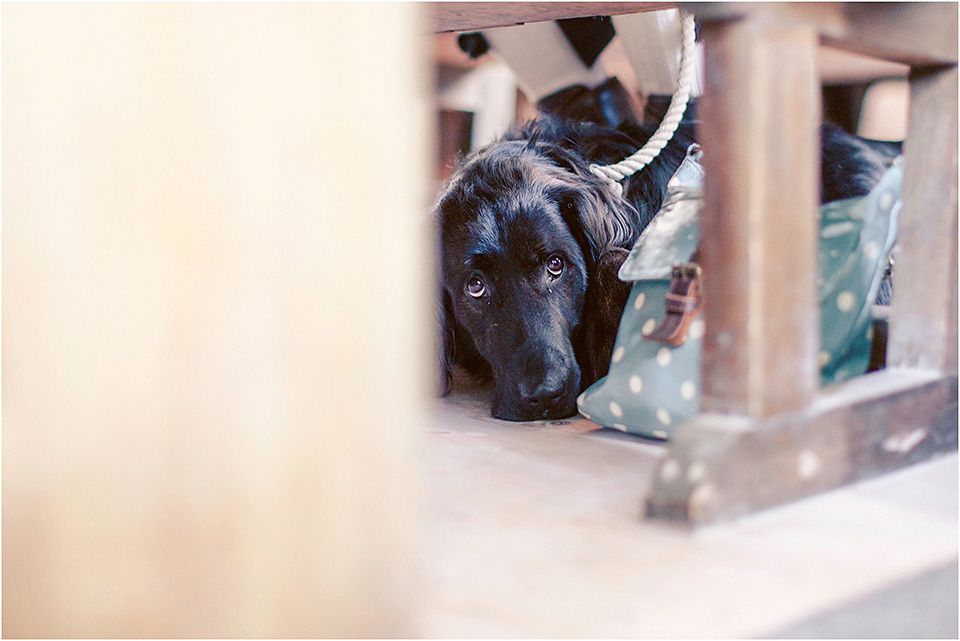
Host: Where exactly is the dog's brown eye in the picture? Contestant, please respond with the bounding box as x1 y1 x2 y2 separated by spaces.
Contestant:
465 276 486 298
546 254 564 277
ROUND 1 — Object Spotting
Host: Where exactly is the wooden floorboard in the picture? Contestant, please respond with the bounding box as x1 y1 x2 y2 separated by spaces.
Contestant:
422 388 957 637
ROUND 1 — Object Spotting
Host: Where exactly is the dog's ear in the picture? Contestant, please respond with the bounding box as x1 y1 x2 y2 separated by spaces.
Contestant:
576 247 633 384
437 288 455 396
540 143 642 261
437 286 493 394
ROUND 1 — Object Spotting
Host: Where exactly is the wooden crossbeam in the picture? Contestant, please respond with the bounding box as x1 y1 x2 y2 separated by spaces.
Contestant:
646 370 959 524
432 2 674 33
826 3 958 67
688 2 958 66
436 2 958 67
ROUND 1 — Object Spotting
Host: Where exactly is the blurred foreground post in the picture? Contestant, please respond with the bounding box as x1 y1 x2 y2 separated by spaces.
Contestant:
3 3 431 636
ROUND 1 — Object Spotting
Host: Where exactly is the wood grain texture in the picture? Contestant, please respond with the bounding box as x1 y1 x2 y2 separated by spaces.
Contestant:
686 2 846 33
827 2 958 67
697 17 821 417
2 4 430 637
689 2 957 66
435 2 957 65
646 370 959 524
887 65 959 373
432 2 674 33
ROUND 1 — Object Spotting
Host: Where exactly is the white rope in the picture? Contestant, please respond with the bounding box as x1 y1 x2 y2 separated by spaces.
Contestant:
590 10 697 196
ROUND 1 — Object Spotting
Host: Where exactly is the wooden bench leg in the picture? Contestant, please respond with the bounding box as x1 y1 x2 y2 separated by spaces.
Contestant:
645 18 959 525
888 65 959 373
696 16 821 419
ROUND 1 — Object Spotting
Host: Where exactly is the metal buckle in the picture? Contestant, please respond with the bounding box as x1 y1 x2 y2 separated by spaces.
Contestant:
672 262 702 283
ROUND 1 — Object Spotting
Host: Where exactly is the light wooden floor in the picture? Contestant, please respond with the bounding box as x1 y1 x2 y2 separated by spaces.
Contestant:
420 384 958 638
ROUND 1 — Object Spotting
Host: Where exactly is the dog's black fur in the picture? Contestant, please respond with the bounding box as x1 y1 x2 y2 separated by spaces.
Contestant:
435 116 900 421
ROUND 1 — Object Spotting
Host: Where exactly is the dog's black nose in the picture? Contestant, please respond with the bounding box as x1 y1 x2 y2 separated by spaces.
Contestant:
520 377 566 408
493 369 580 421
497 345 580 421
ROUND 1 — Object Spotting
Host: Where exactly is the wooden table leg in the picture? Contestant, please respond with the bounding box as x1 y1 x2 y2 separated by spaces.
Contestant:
697 16 821 418
645 14 958 525
888 65 959 373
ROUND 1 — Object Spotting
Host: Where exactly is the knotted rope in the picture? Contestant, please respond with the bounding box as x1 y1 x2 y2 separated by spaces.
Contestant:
590 10 697 196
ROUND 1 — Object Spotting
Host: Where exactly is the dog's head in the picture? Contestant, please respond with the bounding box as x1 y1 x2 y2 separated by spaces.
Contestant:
435 137 639 421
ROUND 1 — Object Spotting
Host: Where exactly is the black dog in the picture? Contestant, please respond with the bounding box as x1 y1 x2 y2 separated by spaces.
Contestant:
435 116 899 421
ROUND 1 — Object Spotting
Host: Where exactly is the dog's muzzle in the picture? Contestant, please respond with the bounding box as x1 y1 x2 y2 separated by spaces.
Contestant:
491 343 580 421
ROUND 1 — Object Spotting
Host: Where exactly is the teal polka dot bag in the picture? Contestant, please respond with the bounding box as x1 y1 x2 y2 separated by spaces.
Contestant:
577 145 902 439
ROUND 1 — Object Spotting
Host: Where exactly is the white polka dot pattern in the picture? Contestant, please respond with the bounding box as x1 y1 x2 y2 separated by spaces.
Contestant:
821 221 857 238
878 190 894 211
656 347 671 367
609 401 623 418
577 152 898 437
689 317 705 340
641 318 657 336
836 291 855 312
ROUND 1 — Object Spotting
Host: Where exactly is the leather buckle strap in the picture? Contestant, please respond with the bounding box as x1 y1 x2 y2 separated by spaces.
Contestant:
645 262 703 346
